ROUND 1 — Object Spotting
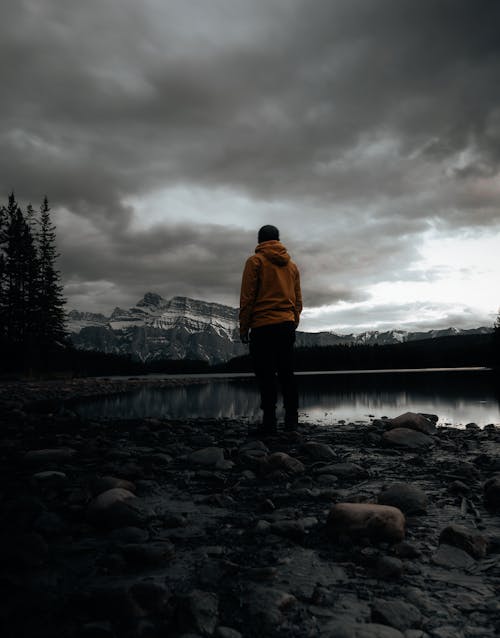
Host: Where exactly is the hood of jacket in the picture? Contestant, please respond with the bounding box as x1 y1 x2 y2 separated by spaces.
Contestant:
255 240 290 266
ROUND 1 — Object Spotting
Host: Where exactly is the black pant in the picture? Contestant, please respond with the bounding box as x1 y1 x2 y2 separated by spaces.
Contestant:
249 321 298 417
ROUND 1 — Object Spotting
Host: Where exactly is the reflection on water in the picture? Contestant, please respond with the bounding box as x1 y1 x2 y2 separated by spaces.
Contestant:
73 370 500 428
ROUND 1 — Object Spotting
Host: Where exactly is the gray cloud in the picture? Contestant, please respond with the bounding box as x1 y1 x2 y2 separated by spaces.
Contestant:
1 1 499 327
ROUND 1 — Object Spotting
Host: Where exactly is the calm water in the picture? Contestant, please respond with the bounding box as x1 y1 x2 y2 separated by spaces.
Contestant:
73 369 500 428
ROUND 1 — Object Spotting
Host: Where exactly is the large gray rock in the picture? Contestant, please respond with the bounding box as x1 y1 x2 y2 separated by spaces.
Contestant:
326 503 405 544
387 412 436 435
382 428 433 450
439 524 489 559
377 483 428 515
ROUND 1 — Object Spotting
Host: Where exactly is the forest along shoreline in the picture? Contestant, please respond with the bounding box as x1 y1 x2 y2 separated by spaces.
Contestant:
1 378 500 637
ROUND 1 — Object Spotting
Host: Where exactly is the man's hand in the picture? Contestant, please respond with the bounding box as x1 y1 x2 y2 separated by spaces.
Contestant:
241 331 250 344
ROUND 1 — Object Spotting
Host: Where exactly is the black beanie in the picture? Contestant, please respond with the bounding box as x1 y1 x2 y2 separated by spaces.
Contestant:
258 225 279 243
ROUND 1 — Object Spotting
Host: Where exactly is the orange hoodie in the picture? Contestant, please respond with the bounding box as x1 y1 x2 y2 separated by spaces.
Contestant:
239 240 302 335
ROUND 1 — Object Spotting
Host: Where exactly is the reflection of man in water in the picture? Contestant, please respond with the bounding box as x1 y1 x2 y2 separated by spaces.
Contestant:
239 225 302 434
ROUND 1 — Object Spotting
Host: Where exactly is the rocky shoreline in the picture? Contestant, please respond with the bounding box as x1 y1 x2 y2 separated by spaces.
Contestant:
1 379 500 638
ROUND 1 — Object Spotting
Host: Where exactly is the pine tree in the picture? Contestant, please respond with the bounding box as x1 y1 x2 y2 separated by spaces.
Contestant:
37 196 67 350
493 310 500 368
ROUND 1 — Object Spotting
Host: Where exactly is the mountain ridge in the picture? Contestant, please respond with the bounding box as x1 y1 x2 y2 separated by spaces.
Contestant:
67 292 492 364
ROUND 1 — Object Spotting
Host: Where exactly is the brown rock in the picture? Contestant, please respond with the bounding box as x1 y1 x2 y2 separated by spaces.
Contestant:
387 412 436 435
382 428 433 450
326 503 405 544
439 523 489 558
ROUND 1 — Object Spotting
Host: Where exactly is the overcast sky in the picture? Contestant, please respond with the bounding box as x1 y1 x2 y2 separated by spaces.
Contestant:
2 0 500 332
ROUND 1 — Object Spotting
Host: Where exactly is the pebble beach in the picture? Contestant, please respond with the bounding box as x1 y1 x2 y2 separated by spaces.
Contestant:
1 378 500 638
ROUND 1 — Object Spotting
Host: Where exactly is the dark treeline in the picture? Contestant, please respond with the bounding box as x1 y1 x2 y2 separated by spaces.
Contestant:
0 193 66 372
216 332 496 374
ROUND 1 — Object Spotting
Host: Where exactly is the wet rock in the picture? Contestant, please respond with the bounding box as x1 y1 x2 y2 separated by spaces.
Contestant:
260 452 305 476
302 441 336 461
320 621 404 637
177 589 219 636
387 412 436 435
326 503 405 544
373 556 403 580
87 488 154 529
129 581 170 613
483 475 500 512
465 422 480 430
24 447 76 464
242 586 296 632
31 470 68 488
378 483 428 515
214 627 242 638
90 476 137 496
315 462 368 480
269 520 305 543
431 544 475 570
439 524 489 558
382 428 433 450
371 598 422 631
188 447 225 467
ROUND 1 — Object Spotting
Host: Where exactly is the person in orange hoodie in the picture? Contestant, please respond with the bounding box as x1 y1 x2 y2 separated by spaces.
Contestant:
240 225 302 434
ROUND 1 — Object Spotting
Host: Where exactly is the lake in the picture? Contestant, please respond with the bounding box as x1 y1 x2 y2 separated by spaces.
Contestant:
73 368 500 428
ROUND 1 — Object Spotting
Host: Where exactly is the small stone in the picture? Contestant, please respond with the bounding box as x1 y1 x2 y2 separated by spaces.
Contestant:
431 544 475 569
269 520 305 542
302 441 336 461
177 589 219 636
326 503 405 544
320 621 404 637
129 581 170 612
260 452 305 476
87 488 154 529
439 524 488 558
465 422 480 430
374 556 403 580
31 470 67 487
371 598 422 630
316 463 368 480
188 447 225 467
378 483 428 515
215 627 242 638
90 476 136 496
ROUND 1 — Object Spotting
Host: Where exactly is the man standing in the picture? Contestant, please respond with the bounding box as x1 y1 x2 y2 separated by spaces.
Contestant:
239 225 302 434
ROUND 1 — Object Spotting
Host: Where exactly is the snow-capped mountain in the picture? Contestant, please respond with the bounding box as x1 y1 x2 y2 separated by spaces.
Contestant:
67 293 492 364
68 293 243 364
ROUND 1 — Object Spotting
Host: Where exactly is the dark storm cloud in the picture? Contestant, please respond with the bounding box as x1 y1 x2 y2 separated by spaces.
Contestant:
1 0 499 322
